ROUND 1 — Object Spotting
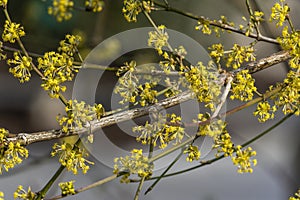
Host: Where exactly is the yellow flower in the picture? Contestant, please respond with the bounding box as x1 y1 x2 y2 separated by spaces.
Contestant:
114 149 153 183
59 181 76 196
230 70 257 101
2 20 25 43
183 145 201 162
0 128 29 174
85 0 104 12
232 146 257 173
122 0 142 22
253 101 277 122
148 25 169 55
14 185 35 200
0 0 7 7
48 0 74 22
226 44 255 69
7 52 32 83
289 188 300 200
270 0 289 27
51 142 94 174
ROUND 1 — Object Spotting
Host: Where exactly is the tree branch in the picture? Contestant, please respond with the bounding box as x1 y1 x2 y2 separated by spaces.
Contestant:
153 0 279 44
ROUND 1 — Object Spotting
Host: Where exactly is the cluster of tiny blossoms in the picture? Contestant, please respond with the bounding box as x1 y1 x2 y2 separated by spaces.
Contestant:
7 52 32 83
0 128 29 174
253 101 277 123
59 181 76 196
57 100 104 133
85 0 104 12
213 131 257 173
148 25 169 55
0 191 3 200
210 43 255 70
183 145 201 162
269 0 289 27
58 34 82 57
213 131 235 157
114 61 139 104
184 62 221 110
0 0 7 7
133 113 186 149
115 61 159 106
38 34 81 98
122 0 152 22
230 70 257 101
2 20 25 43
13 185 35 200
51 142 94 174
113 149 153 183
232 146 257 173
197 113 226 137
122 0 142 22
289 188 300 200
48 0 74 22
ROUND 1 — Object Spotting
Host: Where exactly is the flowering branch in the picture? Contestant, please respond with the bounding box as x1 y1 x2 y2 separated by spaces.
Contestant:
6 50 290 145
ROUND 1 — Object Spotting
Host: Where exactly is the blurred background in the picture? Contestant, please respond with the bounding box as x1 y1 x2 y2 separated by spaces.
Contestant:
0 0 299 199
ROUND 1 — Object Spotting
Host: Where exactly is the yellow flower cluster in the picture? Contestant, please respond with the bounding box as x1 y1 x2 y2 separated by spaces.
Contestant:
38 51 76 98
197 113 226 137
2 20 25 43
209 43 224 65
122 0 142 22
133 113 185 149
232 146 257 173
0 128 29 174
148 25 169 55
184 62 221 110
270 0 289 27
253 101 277 122
51 142 94 174
230 70 257 101
48 0 74 22
113 149 153 183
138 83 158 106
213 130 257 173
59 181 76 196
85 0 104 12
7 52 32 83
58 34 82 57
278 27 300 70
242 11 264 36
57 100 104 133
289 188 300 200
160 51 177 73
213 131 234 157
226 44 255 69
195 20 211 35
14 186 35 200
274 71 300 115
0 191 3 200
183 145 200 162
114 61 139 104
0 0 7 7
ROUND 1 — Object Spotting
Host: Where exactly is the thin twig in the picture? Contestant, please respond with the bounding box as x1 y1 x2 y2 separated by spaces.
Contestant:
46 174 118 200
153 0 278 44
